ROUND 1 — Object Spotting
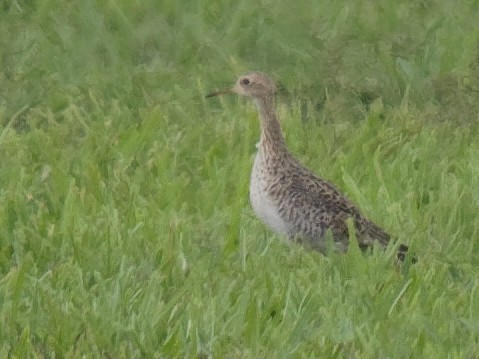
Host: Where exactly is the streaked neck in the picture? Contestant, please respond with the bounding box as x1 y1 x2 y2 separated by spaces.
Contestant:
254 96 287 155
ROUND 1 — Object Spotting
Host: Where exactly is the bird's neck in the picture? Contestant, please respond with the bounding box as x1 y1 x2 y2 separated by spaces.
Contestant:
254 96 288 157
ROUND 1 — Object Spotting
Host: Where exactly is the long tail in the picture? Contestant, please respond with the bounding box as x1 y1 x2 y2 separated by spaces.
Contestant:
396 243 409 262
359 219 412 262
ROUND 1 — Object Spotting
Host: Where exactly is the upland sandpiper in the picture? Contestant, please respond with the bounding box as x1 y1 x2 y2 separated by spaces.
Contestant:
207 72 409 260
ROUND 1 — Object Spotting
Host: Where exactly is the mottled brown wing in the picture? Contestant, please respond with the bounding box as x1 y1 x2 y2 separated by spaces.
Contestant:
283 157 409 260
288 164 393 249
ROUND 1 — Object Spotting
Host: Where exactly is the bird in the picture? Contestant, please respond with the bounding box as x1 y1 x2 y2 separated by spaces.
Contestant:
207 72 409 261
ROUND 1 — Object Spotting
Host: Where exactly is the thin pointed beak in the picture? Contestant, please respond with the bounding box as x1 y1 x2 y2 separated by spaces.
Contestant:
205 88 233 98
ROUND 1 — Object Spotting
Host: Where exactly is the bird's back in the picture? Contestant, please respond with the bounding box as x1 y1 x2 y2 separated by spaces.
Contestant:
251 145 394 254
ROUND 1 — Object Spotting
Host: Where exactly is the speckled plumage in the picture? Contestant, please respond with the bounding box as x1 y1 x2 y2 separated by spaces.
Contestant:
207 72 408 260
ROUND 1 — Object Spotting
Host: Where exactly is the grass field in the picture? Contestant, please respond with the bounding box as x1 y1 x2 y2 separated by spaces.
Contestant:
1 0 479 357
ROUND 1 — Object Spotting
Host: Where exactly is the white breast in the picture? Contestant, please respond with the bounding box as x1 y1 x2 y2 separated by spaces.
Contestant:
249 152 289 235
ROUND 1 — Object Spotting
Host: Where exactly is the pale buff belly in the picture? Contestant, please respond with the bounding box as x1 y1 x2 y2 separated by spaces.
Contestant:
249 153 290 235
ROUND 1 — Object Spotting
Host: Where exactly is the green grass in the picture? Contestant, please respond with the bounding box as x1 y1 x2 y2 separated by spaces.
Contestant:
1 0 479 357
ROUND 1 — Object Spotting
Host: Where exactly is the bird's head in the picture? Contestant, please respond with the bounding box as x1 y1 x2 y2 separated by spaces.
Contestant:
206 72 277 100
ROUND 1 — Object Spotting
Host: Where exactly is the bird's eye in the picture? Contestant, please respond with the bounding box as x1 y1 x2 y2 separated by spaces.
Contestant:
242 78 251 85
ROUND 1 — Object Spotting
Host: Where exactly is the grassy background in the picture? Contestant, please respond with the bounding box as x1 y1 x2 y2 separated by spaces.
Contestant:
1 0 479 357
